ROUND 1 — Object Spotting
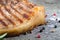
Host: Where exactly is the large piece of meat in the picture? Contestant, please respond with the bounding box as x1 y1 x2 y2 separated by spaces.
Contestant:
0 0 45 36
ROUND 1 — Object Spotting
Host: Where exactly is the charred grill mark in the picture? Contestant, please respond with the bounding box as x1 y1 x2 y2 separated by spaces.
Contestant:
0 22 6 29
1 0 9 5
18 4 32 14
3 7 17 24
0 9 12 27
6 0 11 5
11 0 18 5
7 7 23 23
5 5 23 23
11 3 30 20
27 3 35 8
7 18 15 25
0 0 6 5
0 10 14 27
11 4 30 20
0 13 12 27
10 6 23 23
0 6 17 25
17 0 21 2
0 0 3 4
11 4 23 15
11 4 22 15
17 2 32 14
19 2 34 16
0 20 7 26
20 2 35 14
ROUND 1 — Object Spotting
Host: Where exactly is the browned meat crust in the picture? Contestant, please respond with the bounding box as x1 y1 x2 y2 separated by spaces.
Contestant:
0 0 45 36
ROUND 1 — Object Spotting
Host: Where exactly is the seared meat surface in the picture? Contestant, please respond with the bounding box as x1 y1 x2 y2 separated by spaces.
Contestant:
0 0 45 36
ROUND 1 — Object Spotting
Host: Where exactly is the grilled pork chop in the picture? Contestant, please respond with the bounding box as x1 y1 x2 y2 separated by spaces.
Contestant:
0 0 45 36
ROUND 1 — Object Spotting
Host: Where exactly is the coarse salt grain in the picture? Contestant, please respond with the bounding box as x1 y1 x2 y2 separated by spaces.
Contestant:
49 17 56 21
47 24 55 28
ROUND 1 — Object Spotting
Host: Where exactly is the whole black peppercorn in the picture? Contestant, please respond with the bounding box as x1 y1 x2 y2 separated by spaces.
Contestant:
54 25 57 28
39 27 45 33
42 27 45 30
39 29 43 33
58 20 60 23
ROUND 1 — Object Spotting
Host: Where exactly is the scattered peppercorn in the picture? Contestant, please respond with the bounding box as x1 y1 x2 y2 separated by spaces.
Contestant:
54 25 57 28
39 29 43 33
58 20 60 23
56 19 58 21
39 27 45 33
42 27 45 30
